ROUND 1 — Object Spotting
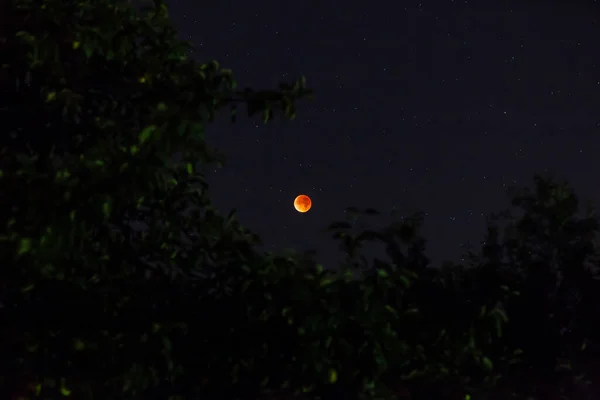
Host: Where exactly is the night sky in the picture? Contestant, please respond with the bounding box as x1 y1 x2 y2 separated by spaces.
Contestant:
166 0 600 267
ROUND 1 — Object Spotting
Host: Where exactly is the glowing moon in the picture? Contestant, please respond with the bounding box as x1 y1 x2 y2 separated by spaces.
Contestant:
294 194 312 213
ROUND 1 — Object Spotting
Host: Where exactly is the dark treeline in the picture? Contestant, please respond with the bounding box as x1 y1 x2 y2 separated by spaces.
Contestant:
1 0 599 399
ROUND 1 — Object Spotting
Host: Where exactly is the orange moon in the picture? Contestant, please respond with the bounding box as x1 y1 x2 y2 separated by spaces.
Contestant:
294 194 312 213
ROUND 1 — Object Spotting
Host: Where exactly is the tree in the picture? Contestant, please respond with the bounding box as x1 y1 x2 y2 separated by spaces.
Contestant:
472 175 600 399
326 176 600 400
1 0 312 398
2 0 600 399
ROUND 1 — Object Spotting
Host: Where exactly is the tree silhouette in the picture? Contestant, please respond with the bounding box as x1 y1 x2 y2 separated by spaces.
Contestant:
2 0 599 399
1 0 311 398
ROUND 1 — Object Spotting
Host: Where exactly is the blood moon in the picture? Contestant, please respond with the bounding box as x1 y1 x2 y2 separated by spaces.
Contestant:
293 194 312 213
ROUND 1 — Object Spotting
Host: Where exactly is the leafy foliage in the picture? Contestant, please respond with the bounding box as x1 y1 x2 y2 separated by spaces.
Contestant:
2 0 599 399
1 0 311 397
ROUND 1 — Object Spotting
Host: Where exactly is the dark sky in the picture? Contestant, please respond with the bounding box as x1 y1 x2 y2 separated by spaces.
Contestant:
166 0 600 267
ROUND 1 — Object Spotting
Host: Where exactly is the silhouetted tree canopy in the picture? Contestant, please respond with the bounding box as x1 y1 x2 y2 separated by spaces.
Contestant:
1 0 599 399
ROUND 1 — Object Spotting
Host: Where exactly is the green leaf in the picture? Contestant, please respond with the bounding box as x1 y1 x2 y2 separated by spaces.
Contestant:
163 336 172 351
328 368 338 383
384 305 398 317
18 238 32 255
490 307 509 327
74 339 85 351
102 198 112 219
373 342 388 372
320 278 333 287
263 107 271 123
398 275 410 288
84 43 93 58
377 269 389 278
21 284 35 293
138 125 157 144
482 357 493 371
176 120 189 136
